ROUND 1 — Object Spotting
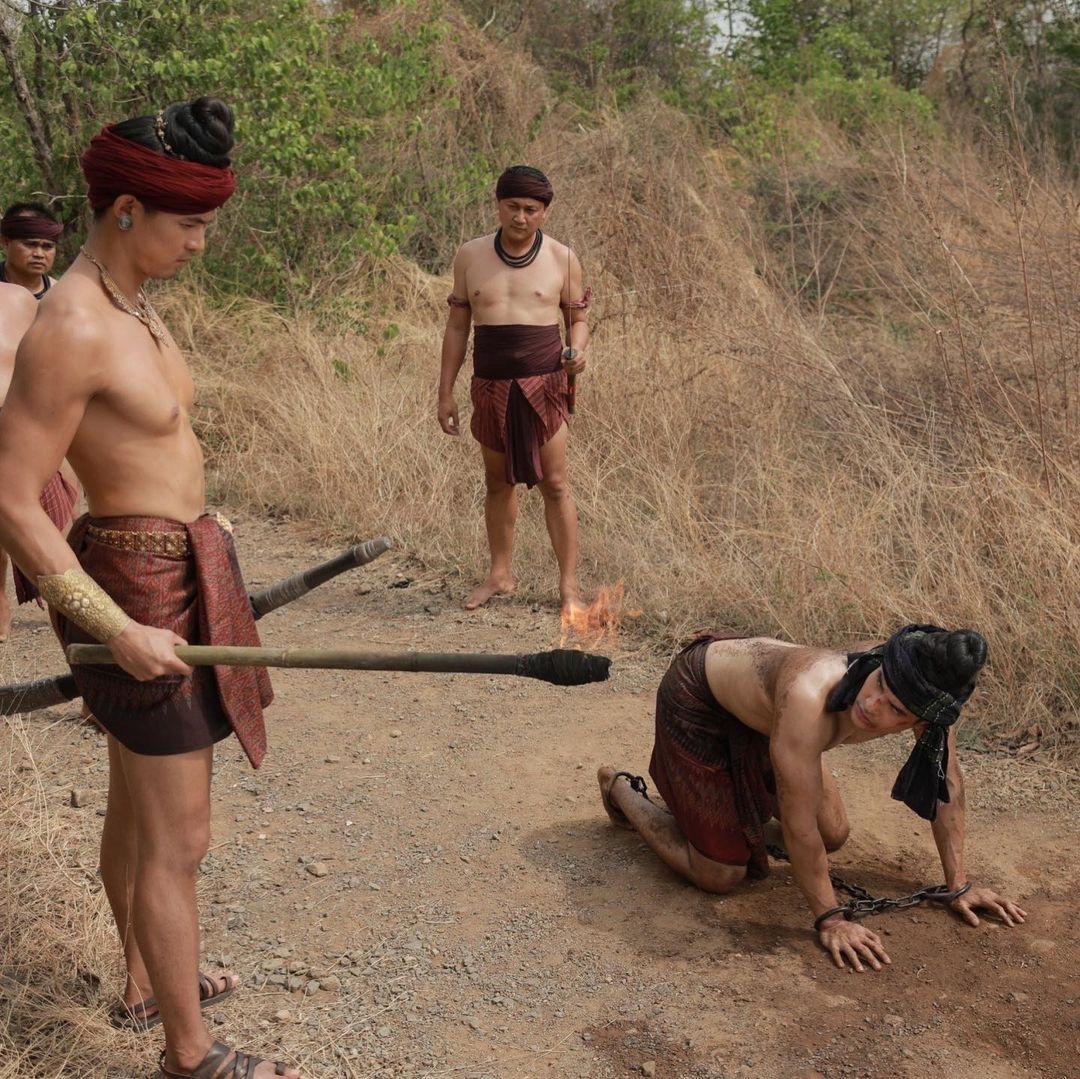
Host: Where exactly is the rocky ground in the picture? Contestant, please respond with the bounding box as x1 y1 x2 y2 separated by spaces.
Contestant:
2 509 1077 1078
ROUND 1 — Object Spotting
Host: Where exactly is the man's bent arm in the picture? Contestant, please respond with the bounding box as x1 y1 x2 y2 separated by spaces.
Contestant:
930 727 967 889
563 250 590 356
439 248 472 401
769 699 839 918
0 313 104 583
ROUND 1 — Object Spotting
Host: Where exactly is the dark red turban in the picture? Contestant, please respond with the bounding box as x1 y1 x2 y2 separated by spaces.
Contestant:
1 211 62 241
495 166 553 206
80 125 236 214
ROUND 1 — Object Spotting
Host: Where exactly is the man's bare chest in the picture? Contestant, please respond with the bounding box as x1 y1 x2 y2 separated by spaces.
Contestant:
96 329 195 436
466 250 564 313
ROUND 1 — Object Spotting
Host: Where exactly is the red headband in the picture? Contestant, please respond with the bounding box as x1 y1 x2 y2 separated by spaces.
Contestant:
495 169 553 206
1 213 62 241
80 125 236 214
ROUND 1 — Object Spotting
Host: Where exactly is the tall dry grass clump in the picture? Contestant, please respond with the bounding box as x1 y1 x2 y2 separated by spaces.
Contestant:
163 100 1080 755
0 712 140 1077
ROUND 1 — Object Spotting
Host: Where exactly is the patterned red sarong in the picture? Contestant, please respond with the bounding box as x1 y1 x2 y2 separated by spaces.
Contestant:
55 514 272 767
649 635 777 878
13 470 79 604
470 323 568 487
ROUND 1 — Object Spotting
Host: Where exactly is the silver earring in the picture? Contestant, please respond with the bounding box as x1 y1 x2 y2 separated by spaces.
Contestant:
118 215 132 231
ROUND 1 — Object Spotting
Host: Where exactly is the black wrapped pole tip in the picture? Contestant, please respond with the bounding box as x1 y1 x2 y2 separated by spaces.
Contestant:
516 648 611 686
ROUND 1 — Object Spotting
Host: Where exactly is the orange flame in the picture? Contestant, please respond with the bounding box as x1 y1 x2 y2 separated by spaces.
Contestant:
559 581 640 650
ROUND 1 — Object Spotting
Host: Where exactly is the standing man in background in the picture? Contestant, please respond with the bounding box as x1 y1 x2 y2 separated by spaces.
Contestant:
0 202 62 298
439 165 590 613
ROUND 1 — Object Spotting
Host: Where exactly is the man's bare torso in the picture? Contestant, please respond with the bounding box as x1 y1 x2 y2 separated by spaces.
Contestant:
458 233 569 326
705 637 853 745
37 268 205 521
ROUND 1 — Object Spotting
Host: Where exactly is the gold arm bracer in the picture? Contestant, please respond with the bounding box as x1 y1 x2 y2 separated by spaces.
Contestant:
37 568 131 642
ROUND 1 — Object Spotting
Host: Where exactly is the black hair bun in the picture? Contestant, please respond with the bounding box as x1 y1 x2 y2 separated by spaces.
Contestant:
164 97 235 167
919 629 987 698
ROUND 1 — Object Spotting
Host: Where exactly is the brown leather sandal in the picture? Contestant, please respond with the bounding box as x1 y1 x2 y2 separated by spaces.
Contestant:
154 1040 292 1078
111 971 239 1031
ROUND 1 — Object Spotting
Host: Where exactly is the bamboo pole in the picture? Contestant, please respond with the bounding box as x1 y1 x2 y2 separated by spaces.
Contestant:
66 644 611 685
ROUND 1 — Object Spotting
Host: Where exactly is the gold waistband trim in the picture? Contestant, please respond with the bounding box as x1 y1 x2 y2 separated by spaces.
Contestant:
86 525 190 558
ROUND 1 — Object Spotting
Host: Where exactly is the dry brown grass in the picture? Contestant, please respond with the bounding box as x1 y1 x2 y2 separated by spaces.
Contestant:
0 704 136 1077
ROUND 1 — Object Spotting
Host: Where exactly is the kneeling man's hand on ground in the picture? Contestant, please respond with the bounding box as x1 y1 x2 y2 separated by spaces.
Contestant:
950 884 1027 928
818 918 892 972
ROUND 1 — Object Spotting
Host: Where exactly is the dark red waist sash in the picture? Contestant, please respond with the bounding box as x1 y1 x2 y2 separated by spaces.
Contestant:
59 513 272 768
473 323 563 378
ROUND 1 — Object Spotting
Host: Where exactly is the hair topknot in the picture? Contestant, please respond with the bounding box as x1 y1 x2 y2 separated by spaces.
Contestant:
164 97 234 166
916 629 987 699
111 96 235 168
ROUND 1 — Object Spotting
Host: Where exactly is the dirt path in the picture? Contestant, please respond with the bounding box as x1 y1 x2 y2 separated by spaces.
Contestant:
3 510 1077 1078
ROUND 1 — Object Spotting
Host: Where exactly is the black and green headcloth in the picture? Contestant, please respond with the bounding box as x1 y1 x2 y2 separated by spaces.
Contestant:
825 624 986 822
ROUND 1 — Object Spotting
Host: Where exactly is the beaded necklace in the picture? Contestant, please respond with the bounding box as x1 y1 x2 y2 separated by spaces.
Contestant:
494 227 543 268
80 247 167 345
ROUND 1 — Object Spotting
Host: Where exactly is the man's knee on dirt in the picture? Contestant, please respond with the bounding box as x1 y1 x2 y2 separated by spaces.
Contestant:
821 819 850 853
686 842 747 895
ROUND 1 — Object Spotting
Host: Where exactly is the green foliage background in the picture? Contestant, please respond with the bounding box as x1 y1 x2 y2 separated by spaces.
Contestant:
1 0 1077 302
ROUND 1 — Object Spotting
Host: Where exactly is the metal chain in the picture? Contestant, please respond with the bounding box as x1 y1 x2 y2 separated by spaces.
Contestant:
767 845 970 919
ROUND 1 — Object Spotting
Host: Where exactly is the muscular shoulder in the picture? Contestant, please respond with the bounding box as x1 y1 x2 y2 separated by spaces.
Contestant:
773 649 846 743
456 235 492 266
18 282 110 383
0 283 37 332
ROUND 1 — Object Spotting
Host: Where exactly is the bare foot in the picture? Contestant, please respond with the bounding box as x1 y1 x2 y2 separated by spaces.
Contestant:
597 766 636 830
0 590 10 643
559 587 582 616
463 575 514 610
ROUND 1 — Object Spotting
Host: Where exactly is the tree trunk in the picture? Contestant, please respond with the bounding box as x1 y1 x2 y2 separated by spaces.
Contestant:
0 12 56 193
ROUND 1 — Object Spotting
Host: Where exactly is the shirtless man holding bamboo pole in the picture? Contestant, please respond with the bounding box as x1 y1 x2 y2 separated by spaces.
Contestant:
0 97 298 1079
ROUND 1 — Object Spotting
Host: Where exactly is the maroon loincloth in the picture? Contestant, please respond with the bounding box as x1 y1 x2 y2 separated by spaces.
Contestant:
470 323 569 487
649 634 777 878
13 470 79 605
55 514 272 767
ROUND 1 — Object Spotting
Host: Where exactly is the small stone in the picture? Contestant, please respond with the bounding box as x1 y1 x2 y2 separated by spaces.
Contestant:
466 1017 483 1031
213 1012 227 1025
287 976 304 991
70 788 92 808
321 975 342 992
324 756 341 763
641 1063 657 1077
304 980 320 995
1007 991 1029 1004
884 1015 904 1029
274 1009 292 1023
389 730 402 738
377 1025 392 1038
306 862 329 878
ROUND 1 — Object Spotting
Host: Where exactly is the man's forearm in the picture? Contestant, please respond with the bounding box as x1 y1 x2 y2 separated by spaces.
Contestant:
0 497 82 582
782 824 840 917
439 329 469 399
569 321 590 354
931 777 967 889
